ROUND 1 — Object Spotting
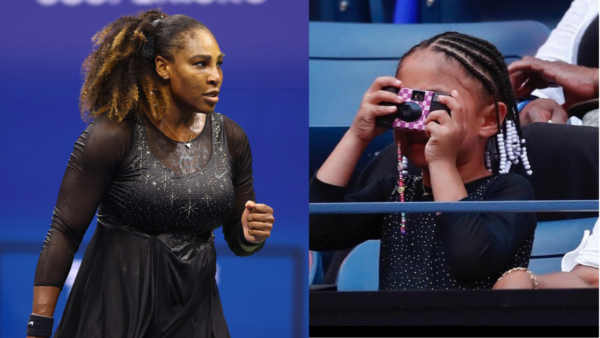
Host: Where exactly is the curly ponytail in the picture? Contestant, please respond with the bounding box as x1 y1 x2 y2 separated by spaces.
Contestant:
79 9 210 122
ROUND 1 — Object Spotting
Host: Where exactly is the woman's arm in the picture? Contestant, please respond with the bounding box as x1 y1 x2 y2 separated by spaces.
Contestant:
26 286 61 338
31 286 61 318
29 115 131 336
221 115 269 256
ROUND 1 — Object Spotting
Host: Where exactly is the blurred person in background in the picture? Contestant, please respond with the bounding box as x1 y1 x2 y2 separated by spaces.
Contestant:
512 0 598 126
27 9 274 338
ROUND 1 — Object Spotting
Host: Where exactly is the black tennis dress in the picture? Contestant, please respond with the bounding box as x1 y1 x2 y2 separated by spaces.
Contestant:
33 112 263 338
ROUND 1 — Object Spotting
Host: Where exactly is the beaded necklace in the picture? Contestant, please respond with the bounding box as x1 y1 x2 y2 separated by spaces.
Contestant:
396 140 408 235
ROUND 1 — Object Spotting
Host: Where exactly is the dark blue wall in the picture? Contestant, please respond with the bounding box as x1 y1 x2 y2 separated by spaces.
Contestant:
0 1 308 337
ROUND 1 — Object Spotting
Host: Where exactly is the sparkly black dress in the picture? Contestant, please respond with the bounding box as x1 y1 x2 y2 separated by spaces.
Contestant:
34 112 263 338
309 174 537 290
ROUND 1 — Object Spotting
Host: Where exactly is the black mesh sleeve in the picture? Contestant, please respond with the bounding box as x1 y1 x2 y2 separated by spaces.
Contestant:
436 174 537 280
309 175 393 251
33 115 133 289
221 115 264 256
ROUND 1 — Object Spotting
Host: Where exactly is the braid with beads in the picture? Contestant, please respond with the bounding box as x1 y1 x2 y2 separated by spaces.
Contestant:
79 9 213 123
395 32 532 176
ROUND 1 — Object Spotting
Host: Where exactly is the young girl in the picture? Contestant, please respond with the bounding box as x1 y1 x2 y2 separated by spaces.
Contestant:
309 32 537 290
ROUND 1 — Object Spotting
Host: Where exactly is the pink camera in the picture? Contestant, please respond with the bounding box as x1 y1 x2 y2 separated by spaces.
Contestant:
377 86 451 131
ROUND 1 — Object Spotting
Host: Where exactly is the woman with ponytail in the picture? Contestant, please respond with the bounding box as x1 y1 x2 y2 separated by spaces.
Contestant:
27 9 274 338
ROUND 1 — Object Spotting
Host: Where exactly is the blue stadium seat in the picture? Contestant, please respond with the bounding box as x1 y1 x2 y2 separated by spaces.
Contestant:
528 217 597 275
311 0 571 29
310 250 324 285
309 0 397 23
417 0 573 30
309 21 550 177
334 217 597 290
337 240 380 291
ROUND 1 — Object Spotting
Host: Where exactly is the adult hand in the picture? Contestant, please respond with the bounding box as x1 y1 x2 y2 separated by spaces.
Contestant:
508 56 599 109
241 201 274 243
348 76 405 143
423 90 468 165
519 98 569 126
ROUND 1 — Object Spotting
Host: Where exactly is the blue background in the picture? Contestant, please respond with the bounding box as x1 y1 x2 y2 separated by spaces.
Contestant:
0 1 308 337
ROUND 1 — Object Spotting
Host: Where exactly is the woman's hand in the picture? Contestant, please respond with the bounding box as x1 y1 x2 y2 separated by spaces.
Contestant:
241 201 274 243
423 90 468 165
348 76 405 143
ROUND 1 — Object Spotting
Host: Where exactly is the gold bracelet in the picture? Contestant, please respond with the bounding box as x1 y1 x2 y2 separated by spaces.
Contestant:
497 267 538 289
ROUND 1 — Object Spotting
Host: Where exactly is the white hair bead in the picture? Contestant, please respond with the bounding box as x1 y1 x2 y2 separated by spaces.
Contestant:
493 118 532 175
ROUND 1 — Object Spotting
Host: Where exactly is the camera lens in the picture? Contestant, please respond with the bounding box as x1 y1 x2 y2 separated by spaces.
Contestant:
398 102 422 122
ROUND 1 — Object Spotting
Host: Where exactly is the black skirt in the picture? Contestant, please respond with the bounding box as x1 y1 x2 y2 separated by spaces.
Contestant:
53 223 230 338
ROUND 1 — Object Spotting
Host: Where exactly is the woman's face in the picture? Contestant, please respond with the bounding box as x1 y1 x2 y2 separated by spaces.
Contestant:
166 28 224 114
394 49 488 169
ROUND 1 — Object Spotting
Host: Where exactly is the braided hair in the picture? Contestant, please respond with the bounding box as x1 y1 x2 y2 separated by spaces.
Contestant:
79 9 212 123
396 32 532 175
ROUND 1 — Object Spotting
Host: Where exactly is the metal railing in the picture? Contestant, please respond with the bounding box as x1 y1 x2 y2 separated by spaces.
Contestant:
309 200 599 214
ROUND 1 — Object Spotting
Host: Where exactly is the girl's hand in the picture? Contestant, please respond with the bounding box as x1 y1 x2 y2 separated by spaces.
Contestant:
241 201 274 243
348 76 405 143
492 270 537 290
423 90 468 165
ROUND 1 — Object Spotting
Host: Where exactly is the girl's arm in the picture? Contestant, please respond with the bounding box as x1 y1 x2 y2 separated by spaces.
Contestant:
309 175 395 251
316 130 372 186
437 174 537 280
493 266 597 289
310 76 404 251
316 76 405 186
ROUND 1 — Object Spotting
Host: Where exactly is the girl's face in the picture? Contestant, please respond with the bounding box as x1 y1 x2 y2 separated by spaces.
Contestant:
394 49 492 169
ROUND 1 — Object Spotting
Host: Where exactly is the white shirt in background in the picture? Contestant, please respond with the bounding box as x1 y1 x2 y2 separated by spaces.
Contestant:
561 219 599 271
532 0 600 105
